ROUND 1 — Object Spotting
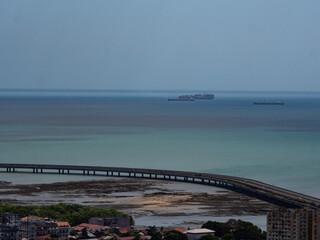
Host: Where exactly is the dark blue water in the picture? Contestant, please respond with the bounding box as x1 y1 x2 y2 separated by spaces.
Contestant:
0 91 319 196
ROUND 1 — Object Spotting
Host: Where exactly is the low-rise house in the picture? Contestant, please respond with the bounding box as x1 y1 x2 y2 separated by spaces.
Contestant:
174 228 188 234
89 217 131 228
117 235 151 240
186 228 215 240
18 217 72 240
35 234 51 239
74 223 109 232
113 227 135 235
100 236 117 240
56 221 72 238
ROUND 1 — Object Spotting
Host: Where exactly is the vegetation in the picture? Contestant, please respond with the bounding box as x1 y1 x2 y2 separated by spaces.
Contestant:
199 234 219 240
202 219 266 240
0 203 134 226
147 226 162 240
163 230 188 240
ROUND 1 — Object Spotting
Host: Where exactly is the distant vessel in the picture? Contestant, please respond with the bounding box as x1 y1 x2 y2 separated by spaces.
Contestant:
168 95 195 101
168 93 214 101
253 100 285 105
192 93 215 100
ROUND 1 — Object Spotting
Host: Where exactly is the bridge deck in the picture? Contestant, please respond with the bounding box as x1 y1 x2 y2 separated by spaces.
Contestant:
0 163 319 209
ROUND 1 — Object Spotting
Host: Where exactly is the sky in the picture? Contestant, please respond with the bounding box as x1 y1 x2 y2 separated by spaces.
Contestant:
0 0 320 92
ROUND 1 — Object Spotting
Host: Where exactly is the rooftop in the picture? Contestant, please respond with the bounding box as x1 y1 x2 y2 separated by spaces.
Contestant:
186 229 215 234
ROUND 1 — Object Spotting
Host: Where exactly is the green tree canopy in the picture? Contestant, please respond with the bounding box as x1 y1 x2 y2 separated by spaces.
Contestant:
163 230 188 240
0 202 133 226
202 219 266 240
198 234 219 240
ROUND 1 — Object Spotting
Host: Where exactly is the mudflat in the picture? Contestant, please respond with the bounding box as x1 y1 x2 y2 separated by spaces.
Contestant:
0 178 278 227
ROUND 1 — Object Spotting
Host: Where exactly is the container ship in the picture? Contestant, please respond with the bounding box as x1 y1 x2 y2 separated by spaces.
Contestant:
192 93 215 99
253 100 285 105
168 95 195 101
168 93 214 101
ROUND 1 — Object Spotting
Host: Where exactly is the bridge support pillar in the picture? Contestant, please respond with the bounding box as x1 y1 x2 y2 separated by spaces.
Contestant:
83 170 85 175
118 172 120 177
41 169 43 174
68 169 70 174
94 171 96 176
106 171 109 176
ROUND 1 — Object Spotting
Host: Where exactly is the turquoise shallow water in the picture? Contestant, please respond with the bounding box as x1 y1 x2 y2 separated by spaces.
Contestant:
0 91 320 197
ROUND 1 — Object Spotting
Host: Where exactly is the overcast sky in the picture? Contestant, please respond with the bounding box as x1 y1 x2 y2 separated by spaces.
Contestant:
0 0 320 92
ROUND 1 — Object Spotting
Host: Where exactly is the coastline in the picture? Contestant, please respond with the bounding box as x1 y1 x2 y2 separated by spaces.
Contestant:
0 176 278 229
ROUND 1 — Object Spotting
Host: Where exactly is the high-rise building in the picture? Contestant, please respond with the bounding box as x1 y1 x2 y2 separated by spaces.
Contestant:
267 209 320 240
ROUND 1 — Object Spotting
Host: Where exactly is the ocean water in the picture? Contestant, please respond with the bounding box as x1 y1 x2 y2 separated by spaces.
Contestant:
0 90 320 197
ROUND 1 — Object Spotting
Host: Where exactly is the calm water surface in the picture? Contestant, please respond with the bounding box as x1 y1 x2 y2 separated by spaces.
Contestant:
0 91 319 197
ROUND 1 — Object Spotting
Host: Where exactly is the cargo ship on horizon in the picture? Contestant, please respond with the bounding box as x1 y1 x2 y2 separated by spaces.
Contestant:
253 100 285 105
168 93 214 101
168 95 195 101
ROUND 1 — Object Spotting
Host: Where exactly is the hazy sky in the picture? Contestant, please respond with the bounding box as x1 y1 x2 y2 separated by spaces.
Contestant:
0 0 320 91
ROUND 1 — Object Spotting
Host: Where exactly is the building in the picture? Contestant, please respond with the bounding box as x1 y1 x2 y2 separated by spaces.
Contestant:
89 217 131 228
186 228 215 240
0 214 21 240
19 219 58 240
74 222 108 232
56 221 72 238
312 210 320 240
267 209 320 240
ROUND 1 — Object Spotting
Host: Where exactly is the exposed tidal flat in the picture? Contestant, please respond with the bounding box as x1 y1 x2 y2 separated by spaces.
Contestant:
0 175 277 230
0 91 320 228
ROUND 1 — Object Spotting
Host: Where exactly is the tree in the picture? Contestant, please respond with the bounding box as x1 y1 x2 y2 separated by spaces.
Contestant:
231 220 263 240
81 227 88 238
199 234 219 240
70 230 77 236
201 221 229 237
201 219 266 240
163 230 188 240
133 232 142 240
147 226 162 240
222 233 235 240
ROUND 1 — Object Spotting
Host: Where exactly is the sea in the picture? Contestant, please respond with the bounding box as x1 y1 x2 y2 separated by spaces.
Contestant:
0 90 319 227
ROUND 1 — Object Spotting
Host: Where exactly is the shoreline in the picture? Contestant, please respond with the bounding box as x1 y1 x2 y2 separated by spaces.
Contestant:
0 176 278 229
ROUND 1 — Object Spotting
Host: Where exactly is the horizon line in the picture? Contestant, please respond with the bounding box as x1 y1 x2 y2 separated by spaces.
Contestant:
1 88 320 94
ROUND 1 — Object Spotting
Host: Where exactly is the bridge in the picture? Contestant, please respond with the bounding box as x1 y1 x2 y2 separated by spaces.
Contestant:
0 163 319 209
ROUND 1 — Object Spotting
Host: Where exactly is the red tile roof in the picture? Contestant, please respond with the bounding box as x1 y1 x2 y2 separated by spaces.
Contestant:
174 228 188 233
117 237 135 240
56 221 71 228
74 223 106 231
36 234 51 239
